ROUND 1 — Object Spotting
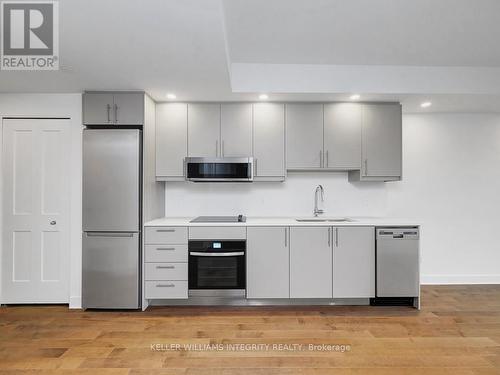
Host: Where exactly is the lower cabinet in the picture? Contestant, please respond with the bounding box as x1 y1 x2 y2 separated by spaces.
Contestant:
144 226 188 299
145 281 188 299
247 227 289 298
290 227 332 298
333 227 375 298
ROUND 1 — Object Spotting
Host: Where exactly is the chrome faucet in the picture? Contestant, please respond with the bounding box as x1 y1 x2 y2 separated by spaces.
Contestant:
313 185 324 216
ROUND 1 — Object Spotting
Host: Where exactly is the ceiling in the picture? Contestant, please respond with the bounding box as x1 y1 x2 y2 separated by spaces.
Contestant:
1 0 500 113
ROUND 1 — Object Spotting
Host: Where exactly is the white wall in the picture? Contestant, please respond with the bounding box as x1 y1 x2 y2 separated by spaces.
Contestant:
387 113 500 284
166 113 500 284
0 94 83 308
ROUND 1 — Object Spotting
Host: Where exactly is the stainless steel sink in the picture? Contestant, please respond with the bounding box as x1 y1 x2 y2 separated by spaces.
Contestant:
295 217 353 222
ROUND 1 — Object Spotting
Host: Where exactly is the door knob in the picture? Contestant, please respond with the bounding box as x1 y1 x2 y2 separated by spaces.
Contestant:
50 220 56 225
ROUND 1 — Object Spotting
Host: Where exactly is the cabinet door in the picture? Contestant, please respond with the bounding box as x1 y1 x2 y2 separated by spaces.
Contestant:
112 93 144 125
333 227 375 298
83 93 114 125
156 103 187 179
286 104 323 169
221 104 252 157
253 103 285 178
290 227 332 298
362 104 402 177
247 227 289 298
324 103 361 169
188 104 221 157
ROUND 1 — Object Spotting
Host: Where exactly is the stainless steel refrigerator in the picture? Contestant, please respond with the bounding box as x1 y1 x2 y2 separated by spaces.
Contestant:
82 129 141 309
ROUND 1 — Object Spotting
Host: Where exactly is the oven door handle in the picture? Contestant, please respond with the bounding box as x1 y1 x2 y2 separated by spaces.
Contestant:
189 251 245 257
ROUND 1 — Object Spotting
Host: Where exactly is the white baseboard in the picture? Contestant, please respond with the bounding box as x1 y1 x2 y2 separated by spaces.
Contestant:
421 274 500 284
69 296 82 309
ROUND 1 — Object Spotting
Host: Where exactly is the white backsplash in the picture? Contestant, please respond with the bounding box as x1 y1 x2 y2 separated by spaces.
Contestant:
165 172 388 217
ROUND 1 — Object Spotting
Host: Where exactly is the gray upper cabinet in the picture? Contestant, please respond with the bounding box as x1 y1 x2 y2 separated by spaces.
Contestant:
286 104 323 169
83 93 114 125
156 103 187 180
112 93 145 125
247 227 289 298
188 104 221 157
253 103 285 180
220 104 253 157
83 92 144 125
333 227 375 298
349 103 402 181
324 103 361 170
290 227 332 298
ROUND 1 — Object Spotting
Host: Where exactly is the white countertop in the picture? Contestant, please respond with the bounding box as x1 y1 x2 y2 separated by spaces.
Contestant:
144 217 420 227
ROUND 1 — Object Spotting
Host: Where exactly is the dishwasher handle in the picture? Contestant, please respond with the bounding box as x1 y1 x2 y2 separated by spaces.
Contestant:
377 228 419 240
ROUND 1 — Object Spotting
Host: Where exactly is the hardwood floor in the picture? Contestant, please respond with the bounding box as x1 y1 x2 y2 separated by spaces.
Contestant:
1 285 500 374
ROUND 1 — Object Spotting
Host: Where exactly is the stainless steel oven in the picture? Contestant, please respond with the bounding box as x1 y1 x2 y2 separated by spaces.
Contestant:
185 157 253 182
188 240 246 290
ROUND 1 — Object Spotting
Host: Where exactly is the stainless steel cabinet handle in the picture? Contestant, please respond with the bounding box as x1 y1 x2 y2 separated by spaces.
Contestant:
114 104 118 123
284 228 287 247
319 151 323 168
156 283 175 288
335 228 339 247
326 150 329 167
156 229 175 232
216 140 218 157
254 158 258 176
364 159 368 175
50 220 56 225
106 104 111 123
86 232 133 237
222 140 225 157
156 247 175 251
156 265 175 269
328 227 331 246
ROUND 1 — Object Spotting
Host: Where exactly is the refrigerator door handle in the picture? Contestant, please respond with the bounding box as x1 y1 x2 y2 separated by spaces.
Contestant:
85 232 135 238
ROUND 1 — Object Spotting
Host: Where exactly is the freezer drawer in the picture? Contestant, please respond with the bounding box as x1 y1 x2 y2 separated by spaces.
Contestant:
83 129 140 232
82 232 139 309
376 228 419 297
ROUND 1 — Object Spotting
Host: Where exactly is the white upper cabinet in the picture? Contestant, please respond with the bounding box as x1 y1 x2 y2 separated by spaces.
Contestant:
220 104 253 157
290 227 332 298
83 92 144 126
333 227 375 298
253 103 285 180
324 103 361 170
187 104 221 157
286 104 323 169
156 103 187 180
247 227 289 298
358 103 402 179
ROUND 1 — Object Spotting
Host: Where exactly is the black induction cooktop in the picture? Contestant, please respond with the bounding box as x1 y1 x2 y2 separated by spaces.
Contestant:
190 215 246 223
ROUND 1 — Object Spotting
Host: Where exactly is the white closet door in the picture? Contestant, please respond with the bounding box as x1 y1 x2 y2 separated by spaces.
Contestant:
2 119 71 303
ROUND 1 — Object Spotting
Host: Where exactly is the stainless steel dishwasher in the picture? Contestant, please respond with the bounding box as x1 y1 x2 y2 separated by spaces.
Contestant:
375 227 419 304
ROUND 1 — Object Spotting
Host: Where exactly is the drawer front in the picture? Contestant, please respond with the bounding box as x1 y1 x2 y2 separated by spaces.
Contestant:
189 226 246 240
145 263 188 281
145 280 188 299
145 244 188 262
145 227 188 244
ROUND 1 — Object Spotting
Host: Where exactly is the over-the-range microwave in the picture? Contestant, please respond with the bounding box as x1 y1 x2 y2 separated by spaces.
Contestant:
185 157 253 182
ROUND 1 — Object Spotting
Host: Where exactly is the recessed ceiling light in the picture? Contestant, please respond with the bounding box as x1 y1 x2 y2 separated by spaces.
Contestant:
166 93 176 100
350 94 361 100
420 101 432 108
259 94 269 100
